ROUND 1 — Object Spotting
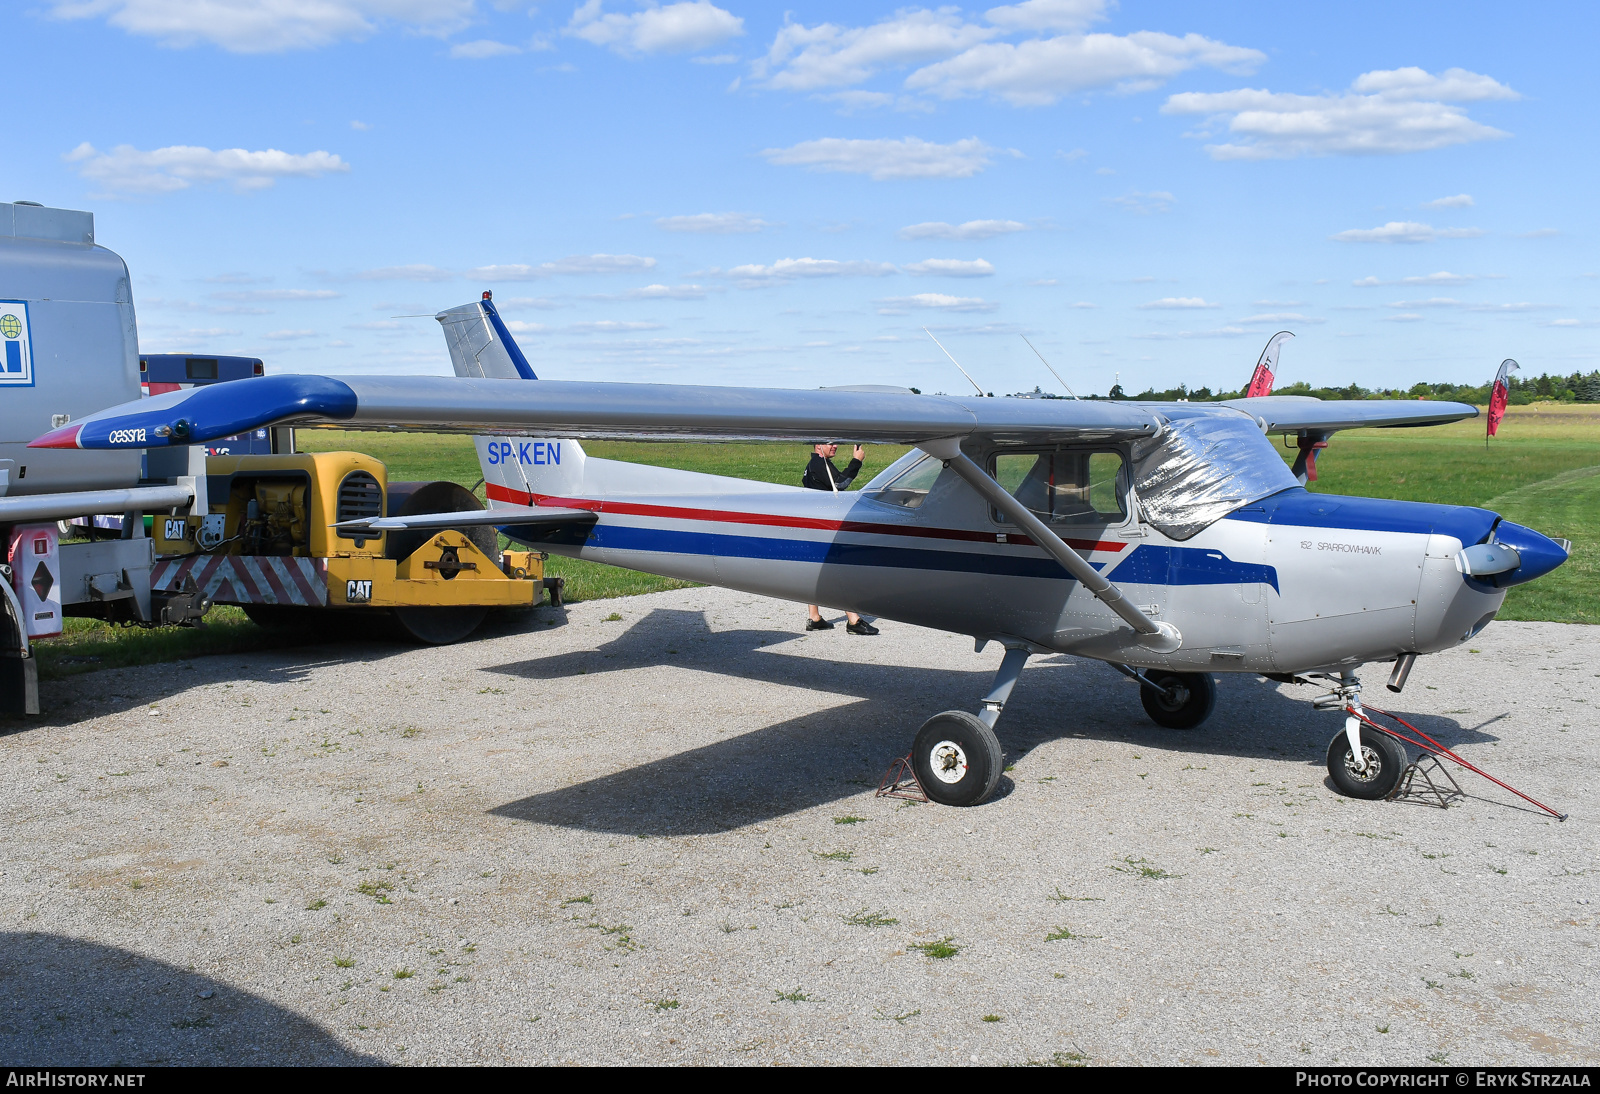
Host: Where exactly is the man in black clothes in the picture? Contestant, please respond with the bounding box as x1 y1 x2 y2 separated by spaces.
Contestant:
801 442 880 635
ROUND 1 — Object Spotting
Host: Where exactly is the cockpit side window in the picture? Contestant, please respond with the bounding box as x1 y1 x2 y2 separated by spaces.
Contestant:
862 454 943 509
989 449 1128 525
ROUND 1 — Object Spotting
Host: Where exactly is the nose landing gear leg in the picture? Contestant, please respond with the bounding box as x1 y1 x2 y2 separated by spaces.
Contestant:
906 645 1029 807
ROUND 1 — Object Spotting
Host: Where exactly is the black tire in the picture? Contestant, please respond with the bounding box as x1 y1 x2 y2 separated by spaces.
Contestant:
241 604 309 631
1326 727 1408 800
390 605 491 645
911 711 1003 807
1138 671 1217 729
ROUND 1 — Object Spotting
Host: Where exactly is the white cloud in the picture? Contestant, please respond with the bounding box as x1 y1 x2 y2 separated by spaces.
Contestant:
350 120 372 130
815 90 937 114
1331 222 1484 244
467 254 657 279
566 0 743 55
65 142 348 195
1383 297 1548 313
1139 297 1218 309
49 0 475 53
1107 190 1173 214
691 53 739 64
984 0 1107 32
1239 312 1324 324
262 329 319 340
898 219 1027 240
1385 314 1424 322
753 9 996 91
211 289 342 301
902 258 995 277
140 296 269 315
450 38 520 58
752 7 1256 108
1353 271 1478 287
762 137 996 181
724 257 897 285
566 320 666 333
1163 67 1516 160
1519 228 1560 238
655 212 769 234
623 283 707 299
1133 326 1248 340
1423 193 1474 208
357 264 453 281
876 293 997 314
1069 300 1096 308
495 296 563 310
907 31 1263 106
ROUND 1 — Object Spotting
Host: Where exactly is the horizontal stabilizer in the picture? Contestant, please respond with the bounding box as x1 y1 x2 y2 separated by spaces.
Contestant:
332 504 596 534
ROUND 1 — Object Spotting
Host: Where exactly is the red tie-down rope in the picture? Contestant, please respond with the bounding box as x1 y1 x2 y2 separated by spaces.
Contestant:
1348 703 1567 821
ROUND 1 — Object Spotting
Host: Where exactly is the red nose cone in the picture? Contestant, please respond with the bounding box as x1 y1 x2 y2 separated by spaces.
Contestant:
28 423 84 449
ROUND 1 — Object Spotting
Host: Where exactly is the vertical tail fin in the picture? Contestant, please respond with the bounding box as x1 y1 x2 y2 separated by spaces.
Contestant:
435 292 588 502
1244 330 1293 398
436 292 539 381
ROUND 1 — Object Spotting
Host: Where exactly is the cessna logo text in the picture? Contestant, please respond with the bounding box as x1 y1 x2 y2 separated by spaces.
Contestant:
485 441 560 466
346 580 372 603
108 428 148 445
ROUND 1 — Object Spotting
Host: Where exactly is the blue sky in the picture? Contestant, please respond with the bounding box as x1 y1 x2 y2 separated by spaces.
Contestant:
9 0 1596 396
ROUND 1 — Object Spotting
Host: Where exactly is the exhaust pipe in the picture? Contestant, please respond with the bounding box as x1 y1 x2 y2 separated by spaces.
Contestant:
1386 652 1417 694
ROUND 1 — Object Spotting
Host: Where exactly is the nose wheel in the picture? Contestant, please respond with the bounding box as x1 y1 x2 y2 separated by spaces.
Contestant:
1326 728 1407 799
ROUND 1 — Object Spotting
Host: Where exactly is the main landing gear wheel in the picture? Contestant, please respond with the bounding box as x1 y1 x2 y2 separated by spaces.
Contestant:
912 711 1003 807
1326 728 1408 800
1138 671 1216 729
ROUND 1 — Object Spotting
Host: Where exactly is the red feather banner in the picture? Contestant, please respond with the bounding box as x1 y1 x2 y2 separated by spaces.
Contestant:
1487 358 1518 440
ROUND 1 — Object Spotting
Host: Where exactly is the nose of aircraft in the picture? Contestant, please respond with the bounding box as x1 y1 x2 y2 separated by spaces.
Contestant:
1481 519 1570 588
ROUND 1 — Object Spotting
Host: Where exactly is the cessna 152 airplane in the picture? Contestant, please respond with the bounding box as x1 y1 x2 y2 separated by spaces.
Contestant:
31 297 1570 808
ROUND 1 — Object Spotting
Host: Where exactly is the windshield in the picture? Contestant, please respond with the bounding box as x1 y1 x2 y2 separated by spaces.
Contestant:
861 453 942 508
1130 411 1298 540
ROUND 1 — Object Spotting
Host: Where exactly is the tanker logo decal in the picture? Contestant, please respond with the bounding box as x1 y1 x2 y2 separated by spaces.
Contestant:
0 301 32 386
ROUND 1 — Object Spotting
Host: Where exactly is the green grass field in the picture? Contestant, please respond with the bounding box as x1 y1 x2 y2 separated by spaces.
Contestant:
33 404 1597 678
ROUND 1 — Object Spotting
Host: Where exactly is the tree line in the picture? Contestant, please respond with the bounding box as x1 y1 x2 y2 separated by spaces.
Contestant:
1093 370 1600 405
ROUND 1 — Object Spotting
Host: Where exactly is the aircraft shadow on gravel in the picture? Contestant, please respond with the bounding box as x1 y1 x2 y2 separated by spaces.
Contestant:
488 608 1492 836
0 932 377 1066
5 605 565 735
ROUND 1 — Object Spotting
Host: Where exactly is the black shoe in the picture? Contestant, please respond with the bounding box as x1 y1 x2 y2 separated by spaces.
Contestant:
806 618 835 631
846 621 880 635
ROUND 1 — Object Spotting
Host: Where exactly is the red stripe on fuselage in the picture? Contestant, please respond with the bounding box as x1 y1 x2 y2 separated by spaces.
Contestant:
485 482 1128 554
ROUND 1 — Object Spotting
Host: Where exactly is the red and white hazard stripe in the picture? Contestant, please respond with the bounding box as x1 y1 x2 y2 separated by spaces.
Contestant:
151 555 328 607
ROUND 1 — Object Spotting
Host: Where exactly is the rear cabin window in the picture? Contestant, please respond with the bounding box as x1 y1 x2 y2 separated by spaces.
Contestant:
991 450 1127 525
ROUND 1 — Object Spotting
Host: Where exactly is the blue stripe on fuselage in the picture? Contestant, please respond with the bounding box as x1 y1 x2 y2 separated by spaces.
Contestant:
586 522 1276 589
1227 487 1497 545
1105 544 1280 593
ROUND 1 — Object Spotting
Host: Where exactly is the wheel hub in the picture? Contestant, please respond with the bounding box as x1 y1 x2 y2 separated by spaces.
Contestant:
929 740 969 784
1343 745 1382 782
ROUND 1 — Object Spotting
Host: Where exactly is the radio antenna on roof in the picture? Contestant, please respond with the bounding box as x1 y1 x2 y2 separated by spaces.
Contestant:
924 328 986 397
1021 334 1078 399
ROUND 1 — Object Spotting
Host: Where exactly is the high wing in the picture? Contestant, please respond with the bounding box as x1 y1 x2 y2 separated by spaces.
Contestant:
30 374 1164 450
29 374 1475 453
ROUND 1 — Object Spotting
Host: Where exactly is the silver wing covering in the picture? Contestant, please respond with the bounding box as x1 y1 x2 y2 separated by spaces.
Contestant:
1131 411 1300 540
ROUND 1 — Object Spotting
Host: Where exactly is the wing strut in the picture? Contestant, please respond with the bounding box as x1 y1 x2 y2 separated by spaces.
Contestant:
916 438 1181 653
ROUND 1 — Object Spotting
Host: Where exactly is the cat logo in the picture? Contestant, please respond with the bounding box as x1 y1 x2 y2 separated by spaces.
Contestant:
346 579 372 603
163 518 189 542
